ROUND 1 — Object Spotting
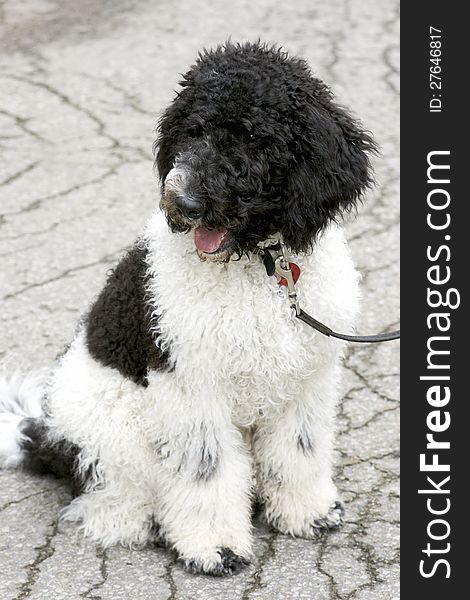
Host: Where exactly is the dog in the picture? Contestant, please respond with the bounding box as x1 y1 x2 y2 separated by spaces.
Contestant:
0 41 376 576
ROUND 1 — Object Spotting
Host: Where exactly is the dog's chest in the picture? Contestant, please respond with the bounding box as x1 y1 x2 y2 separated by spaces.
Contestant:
152 253 323 421
145 215 356 423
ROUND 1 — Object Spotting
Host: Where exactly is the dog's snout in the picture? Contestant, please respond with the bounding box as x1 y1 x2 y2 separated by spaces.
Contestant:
175 194 203 220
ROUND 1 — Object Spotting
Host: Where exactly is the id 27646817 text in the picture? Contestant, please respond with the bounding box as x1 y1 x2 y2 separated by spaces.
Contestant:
429 26 443 113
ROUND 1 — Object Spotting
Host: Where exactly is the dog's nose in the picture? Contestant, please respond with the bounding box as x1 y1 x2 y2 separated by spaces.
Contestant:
174 194 203 220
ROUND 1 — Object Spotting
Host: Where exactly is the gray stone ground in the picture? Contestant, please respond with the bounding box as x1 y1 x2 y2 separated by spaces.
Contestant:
0 0 399 598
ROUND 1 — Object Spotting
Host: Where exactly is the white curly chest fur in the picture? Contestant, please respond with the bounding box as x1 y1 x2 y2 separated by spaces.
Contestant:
145 211 359 426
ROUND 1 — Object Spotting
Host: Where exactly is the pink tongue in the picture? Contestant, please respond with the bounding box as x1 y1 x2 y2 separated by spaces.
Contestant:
194 226 228 253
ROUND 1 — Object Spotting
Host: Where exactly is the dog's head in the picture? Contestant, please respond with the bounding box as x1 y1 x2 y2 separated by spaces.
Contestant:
155 41 377 261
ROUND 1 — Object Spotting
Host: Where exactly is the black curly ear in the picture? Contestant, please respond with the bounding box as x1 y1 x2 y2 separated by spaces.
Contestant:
281 101 377 253
154 106 180 182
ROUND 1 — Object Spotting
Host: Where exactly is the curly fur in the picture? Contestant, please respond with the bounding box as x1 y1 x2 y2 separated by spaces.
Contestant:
86 243 169 386
0 41 376 576
156 41 376 254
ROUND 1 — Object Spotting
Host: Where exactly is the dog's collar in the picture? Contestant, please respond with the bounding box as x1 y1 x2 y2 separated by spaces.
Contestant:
259 238 400 344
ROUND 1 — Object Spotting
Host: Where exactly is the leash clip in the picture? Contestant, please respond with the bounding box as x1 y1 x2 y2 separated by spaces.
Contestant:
274 254 301 316
261 240 301 316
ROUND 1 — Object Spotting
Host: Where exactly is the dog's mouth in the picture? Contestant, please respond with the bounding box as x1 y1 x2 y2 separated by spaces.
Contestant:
194 226 233 262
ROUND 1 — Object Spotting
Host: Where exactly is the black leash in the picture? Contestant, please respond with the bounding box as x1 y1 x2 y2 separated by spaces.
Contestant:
262 244 400 344
296 309 400 343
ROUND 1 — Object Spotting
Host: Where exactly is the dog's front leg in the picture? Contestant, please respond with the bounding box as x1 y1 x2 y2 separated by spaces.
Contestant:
254 364 344 538
147 384 253 575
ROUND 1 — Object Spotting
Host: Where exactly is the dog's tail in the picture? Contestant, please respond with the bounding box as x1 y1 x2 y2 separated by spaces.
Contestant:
0 371 46 470
0 371 86 493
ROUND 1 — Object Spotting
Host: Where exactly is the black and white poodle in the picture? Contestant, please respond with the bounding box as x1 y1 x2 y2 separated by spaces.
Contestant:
0 42 376 576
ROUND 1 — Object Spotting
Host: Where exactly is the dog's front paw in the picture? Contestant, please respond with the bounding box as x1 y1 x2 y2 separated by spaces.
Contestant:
183 547 250 576
309 500 345 538
267 499 345 539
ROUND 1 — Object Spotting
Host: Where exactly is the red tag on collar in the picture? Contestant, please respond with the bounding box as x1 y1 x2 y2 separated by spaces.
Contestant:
278 262 301 287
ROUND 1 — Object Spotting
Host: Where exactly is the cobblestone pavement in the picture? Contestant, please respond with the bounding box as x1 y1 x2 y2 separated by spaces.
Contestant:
0 1 399 598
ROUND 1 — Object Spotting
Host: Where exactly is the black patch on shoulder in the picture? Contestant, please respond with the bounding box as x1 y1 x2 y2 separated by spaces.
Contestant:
85 244 169 386
19 417 90 497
